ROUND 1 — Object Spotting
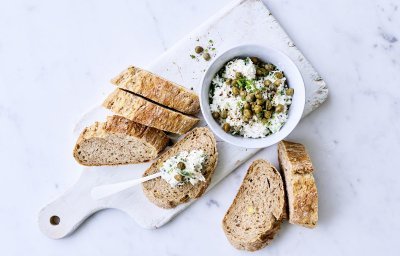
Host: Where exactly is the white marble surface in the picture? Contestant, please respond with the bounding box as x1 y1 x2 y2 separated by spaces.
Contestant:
0 0 399 255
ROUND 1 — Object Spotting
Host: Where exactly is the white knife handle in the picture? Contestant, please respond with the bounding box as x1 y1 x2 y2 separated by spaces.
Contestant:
91 172 162 200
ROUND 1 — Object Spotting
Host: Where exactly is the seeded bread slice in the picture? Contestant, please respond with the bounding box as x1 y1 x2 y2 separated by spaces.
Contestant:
222 160 285 252
73 115 169 166
103 89 199 134
111 66 200 115
278 140 318 228
142 127 218 209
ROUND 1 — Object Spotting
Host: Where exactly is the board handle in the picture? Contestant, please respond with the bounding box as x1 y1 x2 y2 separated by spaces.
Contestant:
38 181 104 239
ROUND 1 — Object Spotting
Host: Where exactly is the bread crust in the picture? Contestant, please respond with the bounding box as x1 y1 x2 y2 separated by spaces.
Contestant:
142 127 218 209
278 140 318 228
103 89 199 134
222 160 285 251
111 66 200 115
73 115 169 166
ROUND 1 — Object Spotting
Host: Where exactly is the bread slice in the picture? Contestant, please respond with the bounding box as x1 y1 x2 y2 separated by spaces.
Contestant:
103 89 199 134
222 160 285 251
278 140 318 228
142 127 217 208
111 66 200 115
73 115 169 166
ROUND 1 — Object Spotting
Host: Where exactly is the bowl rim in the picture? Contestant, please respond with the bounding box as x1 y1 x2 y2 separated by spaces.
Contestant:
199 44 305 149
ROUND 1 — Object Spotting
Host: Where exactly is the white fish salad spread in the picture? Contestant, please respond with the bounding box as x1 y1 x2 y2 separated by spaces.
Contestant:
159 150 207 187
209 57 294 138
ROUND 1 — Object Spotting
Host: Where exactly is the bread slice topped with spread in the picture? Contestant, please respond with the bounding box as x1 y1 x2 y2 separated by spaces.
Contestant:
103 89 199 134
142 127 218 209
222 160 285 252
111 66 200 115
73 115 169 166
278 140 318 228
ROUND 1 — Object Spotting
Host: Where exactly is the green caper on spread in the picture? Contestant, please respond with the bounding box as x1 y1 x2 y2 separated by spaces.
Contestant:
209 57 294 138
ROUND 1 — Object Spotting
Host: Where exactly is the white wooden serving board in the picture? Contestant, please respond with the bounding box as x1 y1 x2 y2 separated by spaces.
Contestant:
38 0 328 239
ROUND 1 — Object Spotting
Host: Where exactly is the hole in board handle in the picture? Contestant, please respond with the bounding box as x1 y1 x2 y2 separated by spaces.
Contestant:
50 215 60 225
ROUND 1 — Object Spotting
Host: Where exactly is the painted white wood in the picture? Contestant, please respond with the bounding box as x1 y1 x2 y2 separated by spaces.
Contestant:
91 172 162 200
38 0 328 239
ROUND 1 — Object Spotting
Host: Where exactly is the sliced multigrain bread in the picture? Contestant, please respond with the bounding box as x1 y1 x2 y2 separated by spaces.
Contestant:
111 66 200 115
73 115 169 166
222 160 285 252
278 140 318 228
103 89 199 134
142 127 218 209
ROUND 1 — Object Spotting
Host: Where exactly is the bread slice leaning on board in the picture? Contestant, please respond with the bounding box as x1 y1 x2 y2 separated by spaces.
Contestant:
278 140 318 228
111 66 200 115
73 115 169 166
222 160 285 251
142 127 218 209
103 88 199 134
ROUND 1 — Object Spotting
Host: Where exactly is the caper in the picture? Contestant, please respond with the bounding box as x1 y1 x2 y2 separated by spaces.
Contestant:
262 118 268 124
274 79 282 86
265 63 275 71
264 111 272 119
269 84 276 91
212 112 220 119
254 105 263 114
203 52 211 61
286 88 294 96
266 100 272 110
226 78 232 85
195 46 204 54
231 79 238 87
223 123 231 132
243 116 250 123
243 109 253 118
244 102 251 109
275 72 283 79
275 104 284 113
255 91 263 99
232 86 240 96
177 162 186 170
239 90 246 100
246 93 256 102
256 98 264 105
250 57 260 64
256 68 267 76
221 110 228 119
235 72 242 79
264 80 271 86
174 174 183 182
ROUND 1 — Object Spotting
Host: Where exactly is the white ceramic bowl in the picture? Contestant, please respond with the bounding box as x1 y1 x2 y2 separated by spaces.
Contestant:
200 44 305 148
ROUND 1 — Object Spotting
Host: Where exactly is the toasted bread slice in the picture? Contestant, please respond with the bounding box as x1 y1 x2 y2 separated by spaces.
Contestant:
142 127 218 208
278 140 318 228
73 115 169 166
103 89 199 134
222 160 285 251
111 66 200 115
